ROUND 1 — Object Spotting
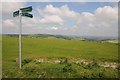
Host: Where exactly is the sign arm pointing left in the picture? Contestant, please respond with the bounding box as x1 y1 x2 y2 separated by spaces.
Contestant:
13 10 19 17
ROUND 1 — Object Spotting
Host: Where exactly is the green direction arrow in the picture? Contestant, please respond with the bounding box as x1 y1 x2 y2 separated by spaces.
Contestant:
13 10 19 17
21 12 33 18
20 6 32 13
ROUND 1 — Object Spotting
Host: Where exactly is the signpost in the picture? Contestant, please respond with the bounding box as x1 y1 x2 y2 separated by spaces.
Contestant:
21 12 33 18
13 10 19 17
13 6 33 69
20 6 32 13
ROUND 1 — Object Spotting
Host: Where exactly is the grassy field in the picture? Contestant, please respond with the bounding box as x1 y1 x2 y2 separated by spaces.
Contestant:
2 36 119 78
0 36 2 79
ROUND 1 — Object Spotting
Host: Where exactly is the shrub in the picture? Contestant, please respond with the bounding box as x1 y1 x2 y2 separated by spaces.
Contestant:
82 59 99 69
62 63 73 73
60 58 68 64
22 58 32 66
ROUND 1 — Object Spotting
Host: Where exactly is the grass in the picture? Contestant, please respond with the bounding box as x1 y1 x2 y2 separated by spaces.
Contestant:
2 36 119 78
0 36 2 79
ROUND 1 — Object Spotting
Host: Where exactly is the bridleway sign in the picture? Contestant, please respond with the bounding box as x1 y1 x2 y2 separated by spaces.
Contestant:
13 6 33 69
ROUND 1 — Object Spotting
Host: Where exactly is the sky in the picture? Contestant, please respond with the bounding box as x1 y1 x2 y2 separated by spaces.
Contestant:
2 2 118 37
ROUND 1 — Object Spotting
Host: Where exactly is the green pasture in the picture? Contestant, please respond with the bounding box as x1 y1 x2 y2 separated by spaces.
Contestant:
2 36 119 78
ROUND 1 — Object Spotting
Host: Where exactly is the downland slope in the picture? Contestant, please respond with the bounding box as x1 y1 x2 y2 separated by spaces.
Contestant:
2 35 119 78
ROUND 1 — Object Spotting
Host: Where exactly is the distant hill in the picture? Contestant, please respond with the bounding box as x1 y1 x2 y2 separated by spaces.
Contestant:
3 34 119 42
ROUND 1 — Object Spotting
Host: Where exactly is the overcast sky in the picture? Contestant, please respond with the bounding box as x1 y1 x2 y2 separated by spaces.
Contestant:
2 2 118 37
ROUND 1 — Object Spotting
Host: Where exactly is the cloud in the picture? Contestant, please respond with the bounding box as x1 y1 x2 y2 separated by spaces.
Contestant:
34 4 79 27
95 6 117 20
71 6 118 36
51 27 58 30
2 2 24 14
44 5 61 15
40 15 63 25
2 4 118 37
43 4 79 19
3 19 15 27
81 12 95 22
22 17 38 27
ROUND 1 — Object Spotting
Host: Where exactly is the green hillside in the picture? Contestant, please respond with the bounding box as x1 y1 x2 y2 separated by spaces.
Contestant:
2 36 119 78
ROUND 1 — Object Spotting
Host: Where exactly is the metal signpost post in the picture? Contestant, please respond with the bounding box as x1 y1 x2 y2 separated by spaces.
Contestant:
13 6 33 69
19 11 22 69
